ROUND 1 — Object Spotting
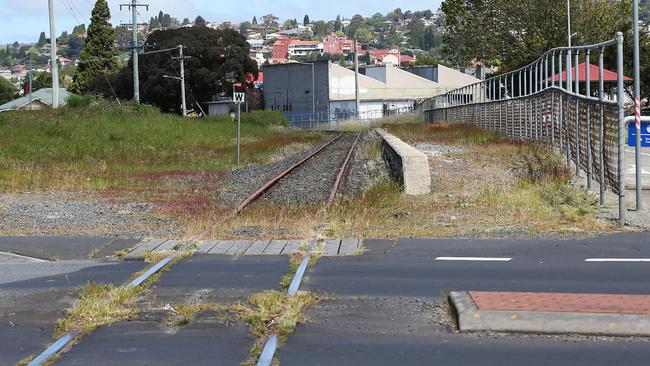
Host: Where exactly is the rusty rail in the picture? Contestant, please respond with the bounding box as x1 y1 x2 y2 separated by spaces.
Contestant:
235 134 343 214
327 133 361 207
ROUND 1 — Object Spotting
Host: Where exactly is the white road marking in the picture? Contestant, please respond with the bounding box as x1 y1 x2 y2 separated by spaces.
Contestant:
435 257 512 262
585 258 650 262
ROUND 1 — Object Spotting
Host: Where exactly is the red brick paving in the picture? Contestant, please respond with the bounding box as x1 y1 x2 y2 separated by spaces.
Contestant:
469 291 650 315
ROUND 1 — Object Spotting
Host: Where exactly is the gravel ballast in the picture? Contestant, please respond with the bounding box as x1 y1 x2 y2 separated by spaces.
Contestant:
261 133 360 204
0 192 180 238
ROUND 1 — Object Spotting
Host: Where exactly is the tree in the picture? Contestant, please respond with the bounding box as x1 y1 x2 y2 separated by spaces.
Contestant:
334 15 342 31
102 27 258 114
312 21 328 38
407 17 426 49
182 18 191 26
72 24 86 36
150 16 161 29
440 0 630 71
70 0 118 94
283 19 298 29
195 15 206 26
22 71 52 92
252 16 258 25
37 32 47 47
240 21 252 34
304 15 310 25
0 77 16 105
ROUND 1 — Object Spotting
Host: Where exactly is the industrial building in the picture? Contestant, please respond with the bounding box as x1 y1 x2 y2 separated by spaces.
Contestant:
262 61 481 124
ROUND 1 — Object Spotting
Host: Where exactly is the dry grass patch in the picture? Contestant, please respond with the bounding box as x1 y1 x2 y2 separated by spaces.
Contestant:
327 122 610 238
207 201 326 240
55 283 142 336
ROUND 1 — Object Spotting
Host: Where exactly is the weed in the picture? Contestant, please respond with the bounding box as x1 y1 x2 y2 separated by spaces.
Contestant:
112 250 129 259
280 253 306 290
55 283 141 336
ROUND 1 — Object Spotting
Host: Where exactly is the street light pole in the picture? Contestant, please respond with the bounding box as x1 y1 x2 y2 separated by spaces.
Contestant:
633 0 645 211
48 0 59 109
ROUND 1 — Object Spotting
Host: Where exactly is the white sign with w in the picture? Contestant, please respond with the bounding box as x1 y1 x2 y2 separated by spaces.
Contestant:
233 92 245 104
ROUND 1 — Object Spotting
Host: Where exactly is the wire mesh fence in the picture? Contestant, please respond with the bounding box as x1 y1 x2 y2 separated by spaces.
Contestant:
426 90 621 194
420 33 630 223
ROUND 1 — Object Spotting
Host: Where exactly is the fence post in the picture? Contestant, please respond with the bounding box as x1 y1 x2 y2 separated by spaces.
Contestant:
586 50 592 189
616 32 626 226
575 50 581 176
551 52 556 146
558 51 565 155
599 47 606 206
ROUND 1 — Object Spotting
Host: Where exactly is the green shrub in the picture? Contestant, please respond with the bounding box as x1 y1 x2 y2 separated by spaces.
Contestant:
66 94 94 108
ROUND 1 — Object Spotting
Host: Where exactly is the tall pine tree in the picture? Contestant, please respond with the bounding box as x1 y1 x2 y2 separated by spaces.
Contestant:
37 32 47 47
70 0 117 94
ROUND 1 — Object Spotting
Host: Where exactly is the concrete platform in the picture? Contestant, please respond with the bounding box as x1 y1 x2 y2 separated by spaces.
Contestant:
450 291 650 336
376 128 432 195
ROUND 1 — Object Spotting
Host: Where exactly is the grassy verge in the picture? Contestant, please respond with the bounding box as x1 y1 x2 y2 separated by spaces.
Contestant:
326 121 609 238
0 101 327 235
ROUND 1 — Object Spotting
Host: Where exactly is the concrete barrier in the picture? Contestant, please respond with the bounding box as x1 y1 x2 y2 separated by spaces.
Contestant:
375 128 431 195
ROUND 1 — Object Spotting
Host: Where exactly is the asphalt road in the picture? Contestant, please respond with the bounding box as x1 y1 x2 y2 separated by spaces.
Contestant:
8 234 650 366
282 235 650 365
0 236 140 260
0 259 146 365
55 255 290 366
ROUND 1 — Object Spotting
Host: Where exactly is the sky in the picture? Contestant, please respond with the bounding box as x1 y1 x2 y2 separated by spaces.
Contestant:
0 0 443 44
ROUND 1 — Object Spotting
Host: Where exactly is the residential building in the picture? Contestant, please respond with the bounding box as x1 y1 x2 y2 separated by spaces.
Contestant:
272 34 353 64
0 88 73 112
0 69 11 79
367 48 415 66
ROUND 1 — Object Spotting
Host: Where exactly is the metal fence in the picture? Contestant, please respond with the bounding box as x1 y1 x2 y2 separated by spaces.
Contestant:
288 107 415 129
421 33 632 224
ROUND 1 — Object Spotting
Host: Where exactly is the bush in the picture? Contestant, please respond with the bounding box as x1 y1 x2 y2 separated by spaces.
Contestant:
244 110 287 127
205 110 288 127
66 94 94 108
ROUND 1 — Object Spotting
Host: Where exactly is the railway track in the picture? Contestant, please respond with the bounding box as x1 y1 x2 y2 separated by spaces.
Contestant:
235 133 361 214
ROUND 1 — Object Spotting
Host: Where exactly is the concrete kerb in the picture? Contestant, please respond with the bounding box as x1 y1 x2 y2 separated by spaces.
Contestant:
449 291 650 337
375 128 431 195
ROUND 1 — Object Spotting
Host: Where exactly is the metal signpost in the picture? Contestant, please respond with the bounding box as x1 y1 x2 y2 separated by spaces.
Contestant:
234 92 246 167
633 0 645 211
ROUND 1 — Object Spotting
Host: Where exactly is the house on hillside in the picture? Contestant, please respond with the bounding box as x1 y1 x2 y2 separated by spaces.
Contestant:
0 88 73 112
367 48 415 66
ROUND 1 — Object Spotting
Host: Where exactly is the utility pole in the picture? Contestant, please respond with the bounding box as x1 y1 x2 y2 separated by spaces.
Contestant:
29 53 33 111
633 0 645 211
48 0 59 108
173 45 187 117
354 38 361 118
120 0 149 103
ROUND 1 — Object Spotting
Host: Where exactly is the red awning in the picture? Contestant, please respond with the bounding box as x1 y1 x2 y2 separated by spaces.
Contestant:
549 62 632 82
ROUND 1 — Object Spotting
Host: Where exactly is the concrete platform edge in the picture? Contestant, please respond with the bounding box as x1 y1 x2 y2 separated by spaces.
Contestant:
449 291 650 337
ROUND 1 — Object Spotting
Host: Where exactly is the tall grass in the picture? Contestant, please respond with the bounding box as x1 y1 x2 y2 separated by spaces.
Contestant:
0 101 321 192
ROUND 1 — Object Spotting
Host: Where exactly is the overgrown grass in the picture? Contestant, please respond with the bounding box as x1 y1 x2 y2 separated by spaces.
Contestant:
0 101 323 192
55 283 141 336
327 122 609 238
